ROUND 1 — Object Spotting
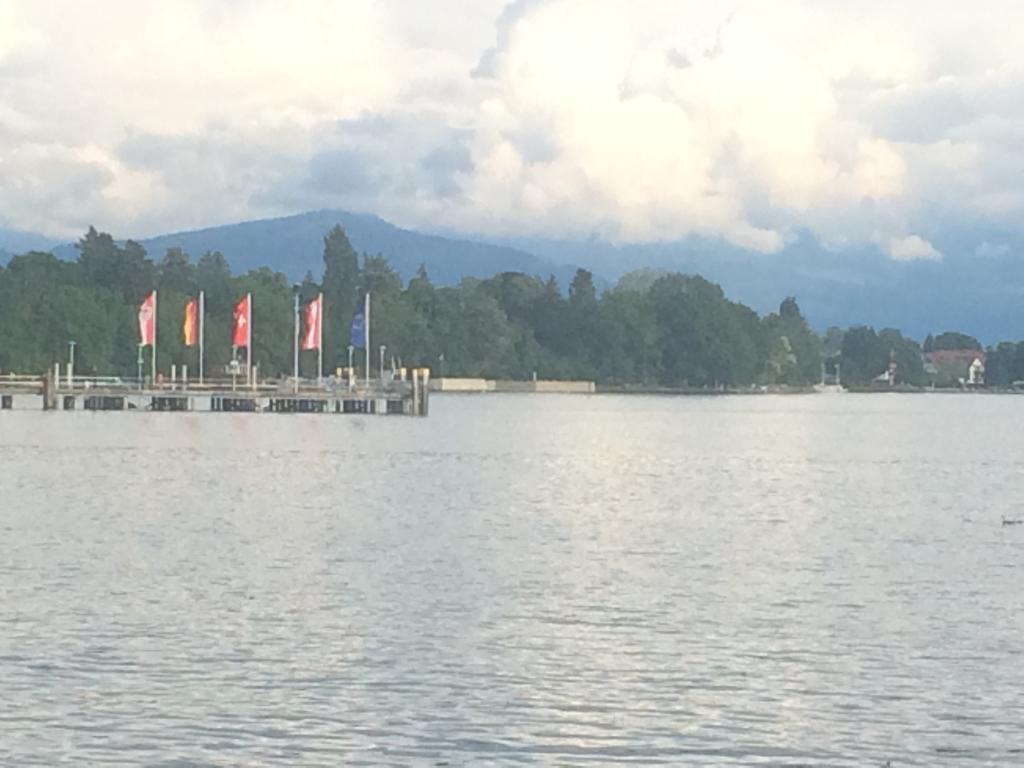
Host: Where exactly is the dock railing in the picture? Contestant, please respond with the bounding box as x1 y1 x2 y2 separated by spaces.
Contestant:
1 366 430 416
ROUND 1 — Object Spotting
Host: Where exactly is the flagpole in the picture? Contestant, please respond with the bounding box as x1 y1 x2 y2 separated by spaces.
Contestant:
317 293 324 384
198 290 205 385
293 291 299 394
364 292 370 388
152 290 157 385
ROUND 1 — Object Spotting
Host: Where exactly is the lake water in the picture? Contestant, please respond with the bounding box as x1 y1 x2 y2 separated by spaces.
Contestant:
1 393 1022 766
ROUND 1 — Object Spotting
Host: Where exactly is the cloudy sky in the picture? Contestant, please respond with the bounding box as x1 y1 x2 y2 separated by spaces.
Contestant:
1 0 1022 260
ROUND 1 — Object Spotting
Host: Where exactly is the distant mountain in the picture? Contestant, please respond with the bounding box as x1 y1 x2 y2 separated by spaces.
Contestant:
483 231 1024 343
52 210 578 288
0 228 60 264
20 209 1024 342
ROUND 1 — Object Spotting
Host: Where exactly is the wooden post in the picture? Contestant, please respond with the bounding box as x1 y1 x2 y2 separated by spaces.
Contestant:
43 368 56 411
420 367 430 416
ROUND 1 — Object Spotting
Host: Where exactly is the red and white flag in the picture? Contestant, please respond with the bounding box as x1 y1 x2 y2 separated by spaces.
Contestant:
301 294 322 351
232 294 251 348
138 290 156 346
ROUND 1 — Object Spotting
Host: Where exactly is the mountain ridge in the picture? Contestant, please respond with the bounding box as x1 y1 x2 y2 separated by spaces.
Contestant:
0 227 61 261
51 209 580 289
478 231 1024 342
10 210 1024 343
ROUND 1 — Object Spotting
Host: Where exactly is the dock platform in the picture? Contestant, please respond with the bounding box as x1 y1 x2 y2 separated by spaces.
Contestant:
0 367 430 416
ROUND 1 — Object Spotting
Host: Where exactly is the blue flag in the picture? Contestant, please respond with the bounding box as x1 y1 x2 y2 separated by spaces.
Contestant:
350 309 365 348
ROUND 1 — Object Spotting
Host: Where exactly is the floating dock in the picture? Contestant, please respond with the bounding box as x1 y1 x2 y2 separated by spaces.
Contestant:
0 366 430 416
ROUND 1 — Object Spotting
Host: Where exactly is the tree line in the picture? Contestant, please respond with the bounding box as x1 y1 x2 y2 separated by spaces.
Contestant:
0 224 1009 388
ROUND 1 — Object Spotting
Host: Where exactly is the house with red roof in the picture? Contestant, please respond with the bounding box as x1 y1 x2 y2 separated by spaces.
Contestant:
925 349 986 387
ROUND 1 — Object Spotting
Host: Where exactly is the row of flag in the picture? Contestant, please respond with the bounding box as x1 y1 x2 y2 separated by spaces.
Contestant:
138 291 334 350
136 289 370 385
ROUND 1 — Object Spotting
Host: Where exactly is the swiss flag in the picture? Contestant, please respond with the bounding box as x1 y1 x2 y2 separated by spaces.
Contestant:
138 290 156 346
301 294 322 351
232 294 251 348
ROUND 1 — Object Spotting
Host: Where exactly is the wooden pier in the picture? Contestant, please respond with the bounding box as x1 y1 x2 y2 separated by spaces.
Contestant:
0 366 430 416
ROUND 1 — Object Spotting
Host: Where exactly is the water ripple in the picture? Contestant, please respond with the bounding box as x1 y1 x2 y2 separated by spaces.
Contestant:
1 396 1022 765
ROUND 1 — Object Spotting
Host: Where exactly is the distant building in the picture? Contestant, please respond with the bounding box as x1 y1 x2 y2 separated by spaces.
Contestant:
968 357 985 386
871 355 898 387
926 349 986 387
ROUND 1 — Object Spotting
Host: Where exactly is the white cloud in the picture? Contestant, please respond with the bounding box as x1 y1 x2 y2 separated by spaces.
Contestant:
0 0 1023 254
887 235 942 262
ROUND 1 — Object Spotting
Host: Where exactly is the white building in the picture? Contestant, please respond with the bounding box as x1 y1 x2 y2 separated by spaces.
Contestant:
968 357 985 386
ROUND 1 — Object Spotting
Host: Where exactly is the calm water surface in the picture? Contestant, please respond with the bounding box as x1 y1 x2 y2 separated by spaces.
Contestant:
1 394 1022 766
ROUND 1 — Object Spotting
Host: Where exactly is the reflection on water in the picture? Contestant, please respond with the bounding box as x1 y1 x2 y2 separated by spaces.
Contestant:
1 394 1022 766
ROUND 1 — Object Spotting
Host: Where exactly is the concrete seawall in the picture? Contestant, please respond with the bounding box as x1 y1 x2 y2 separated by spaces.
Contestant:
431 378 494 393
431 378 595 394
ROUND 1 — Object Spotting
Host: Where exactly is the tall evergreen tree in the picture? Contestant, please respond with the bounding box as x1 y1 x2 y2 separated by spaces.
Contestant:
320 226 361 372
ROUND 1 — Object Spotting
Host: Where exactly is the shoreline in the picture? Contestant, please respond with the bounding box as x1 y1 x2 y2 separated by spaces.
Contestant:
436 382 1024 396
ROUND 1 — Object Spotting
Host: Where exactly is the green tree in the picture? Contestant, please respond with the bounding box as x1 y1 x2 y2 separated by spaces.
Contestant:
432 280 517 377
400 265 441 371
531 275 570 371
840 327 889 386
76 227 121 288
234 267 295 376
159 247 195 295
480 272 550 377
761 298 821 385
359 255 412 375
596 287 659 384
8 223 999 393
566 268 600 376
195 251 234 375
931 331 981 351
823 326 845 357
649 274 760 387
879 328 925 386
321 226 361 372
984 342 1024 388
